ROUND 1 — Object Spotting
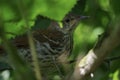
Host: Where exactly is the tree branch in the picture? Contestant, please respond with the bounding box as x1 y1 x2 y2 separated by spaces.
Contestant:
70 19 120 80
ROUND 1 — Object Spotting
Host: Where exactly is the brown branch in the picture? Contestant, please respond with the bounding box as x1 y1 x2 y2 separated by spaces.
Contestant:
70 19 120 80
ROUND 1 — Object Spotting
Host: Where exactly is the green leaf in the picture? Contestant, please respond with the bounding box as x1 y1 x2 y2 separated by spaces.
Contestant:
30 0 77 21
70 0 87 15
32 15 51 30
110 0 120 15
1 0 77 21
0 0 78 38
112 70 120 80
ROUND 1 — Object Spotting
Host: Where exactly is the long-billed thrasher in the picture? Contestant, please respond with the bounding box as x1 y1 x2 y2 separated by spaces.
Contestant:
0 14 88 79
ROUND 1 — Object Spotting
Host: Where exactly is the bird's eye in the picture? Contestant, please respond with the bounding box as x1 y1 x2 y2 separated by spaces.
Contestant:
65 19 70 23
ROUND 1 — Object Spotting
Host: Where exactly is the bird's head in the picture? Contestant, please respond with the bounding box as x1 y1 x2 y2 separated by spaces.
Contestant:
59 14 89 34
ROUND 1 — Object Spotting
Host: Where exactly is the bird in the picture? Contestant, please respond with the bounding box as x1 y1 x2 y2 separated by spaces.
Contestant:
0 14 88 80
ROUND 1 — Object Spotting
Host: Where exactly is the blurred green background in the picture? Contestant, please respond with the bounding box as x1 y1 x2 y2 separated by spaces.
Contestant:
0 0 120 80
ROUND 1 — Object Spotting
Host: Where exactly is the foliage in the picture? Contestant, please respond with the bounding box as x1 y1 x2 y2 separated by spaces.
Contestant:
0 0 120 80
